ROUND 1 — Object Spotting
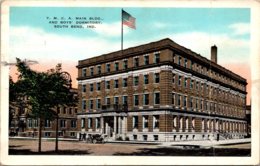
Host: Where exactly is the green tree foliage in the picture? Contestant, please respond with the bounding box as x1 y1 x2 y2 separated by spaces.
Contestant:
14 58 78 152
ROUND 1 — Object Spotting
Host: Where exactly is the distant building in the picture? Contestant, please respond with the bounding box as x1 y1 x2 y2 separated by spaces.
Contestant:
9 88 78 139
76 38 248 142
246 105 251 137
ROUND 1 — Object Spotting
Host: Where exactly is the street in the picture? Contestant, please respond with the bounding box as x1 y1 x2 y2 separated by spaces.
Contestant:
9 138 251 156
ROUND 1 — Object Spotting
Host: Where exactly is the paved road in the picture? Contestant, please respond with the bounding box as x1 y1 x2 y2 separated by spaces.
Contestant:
9 139 251 156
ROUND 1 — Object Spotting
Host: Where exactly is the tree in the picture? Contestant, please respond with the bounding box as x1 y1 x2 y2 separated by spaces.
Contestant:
14 58 78 152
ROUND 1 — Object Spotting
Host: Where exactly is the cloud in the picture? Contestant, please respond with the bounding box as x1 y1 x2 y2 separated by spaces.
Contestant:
153 22 169 28
168 31 250 64
9 26 121 63
228 23 250 36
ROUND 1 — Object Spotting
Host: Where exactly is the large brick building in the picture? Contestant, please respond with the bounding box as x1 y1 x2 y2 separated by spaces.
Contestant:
76 38 247 141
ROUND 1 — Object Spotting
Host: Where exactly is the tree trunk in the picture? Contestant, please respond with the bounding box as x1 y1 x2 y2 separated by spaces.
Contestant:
55 116 59 152
38 117 42 152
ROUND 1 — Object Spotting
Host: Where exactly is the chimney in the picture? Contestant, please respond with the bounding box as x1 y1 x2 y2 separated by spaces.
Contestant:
211 45 217 63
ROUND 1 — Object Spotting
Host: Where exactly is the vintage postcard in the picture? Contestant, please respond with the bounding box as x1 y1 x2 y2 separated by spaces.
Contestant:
1 0 259 165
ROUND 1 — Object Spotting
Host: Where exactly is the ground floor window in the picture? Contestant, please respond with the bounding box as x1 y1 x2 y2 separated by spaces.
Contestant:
154 135 158 141
96 118 100 129
44 132 51 137
143 135 148 141
153 115 159 129
88 118 93 128
133 135 137 140
70 132 76 137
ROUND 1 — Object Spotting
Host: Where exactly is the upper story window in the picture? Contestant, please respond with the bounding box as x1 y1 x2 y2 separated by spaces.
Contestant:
90 67 94 76
178 75 182 86
134 95 139 106
114 80 119 88
90 84 94 92
106 97 111 105
106 81 110 89
82 68 87 77
57 107 61 114
123 96 128 105
190 61 194 70
154 52 160 63
134 57 139 67
144 74 149 84
177 94 181 106
143 115 148 128
63 107 66 114
183 96 187 107
143 94 149 105
184 78 188 88
96 99 101 109
97 82 101 91
153 115 159 128
123 78 128 87
82 100 86 110
173 74 175 84
178 56 182 65
133 116 138 128
97 65 101 74
184 58 188 68
134 76 139 86
123 59 128 69
114 96 119 104
89 100 94 109
154 92 160 105
82 84 86 92
81 118 85 128
154 73 160 83
45 119 51 128
144 55 149 65
190 79 194 89
114 62 119 71
106 63 110 72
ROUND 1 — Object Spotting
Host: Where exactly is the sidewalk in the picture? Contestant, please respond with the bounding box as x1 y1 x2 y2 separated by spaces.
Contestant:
159 138 251 148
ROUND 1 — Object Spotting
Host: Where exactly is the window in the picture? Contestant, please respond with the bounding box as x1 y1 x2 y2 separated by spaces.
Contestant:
190 97 193 109
196 99 199 109
63 107 66 114
97 82 101 91
106 63 110 72
143 116 148 128
178 75 182 86
178 56 182 65
44 119 51 128
69 108 72 114
57 107 61 114
133 116 138 128
71 120 76 128
90 84 94 92
45 132 51 137
114 80 119 88
190 79 194 89
96 118 100 129
106 97 111 105
172 74 175 84
82 84 86 92
154 92 160 105
144 74 149 84
70 132 76 137
134 76 139 86
153 115 159 128
123 78 128 87
172 93 175 105
177 94 181 106
184 58 188 68
196 82 199 90
114 97 119 104
123 60 128 69
106 81 110 89
144 55 149 65
173 116 177 128
60 120 66 128
114 62 119 71
90 67 94 76
143 94 149 105
154 52 160 63
89 100 93 109
28 119 32 128
134 95 139 106
82 100 86 110
154 73 160 83
184 96 187 107
82 68 87 77
88 118 92 128
134 57 139 67
184 78 188 88
96 99 101 109
74 108 77 114
123 96 128 105
143 135 148 141
190 61 193 70
81 118 85 128
97 65 101 74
